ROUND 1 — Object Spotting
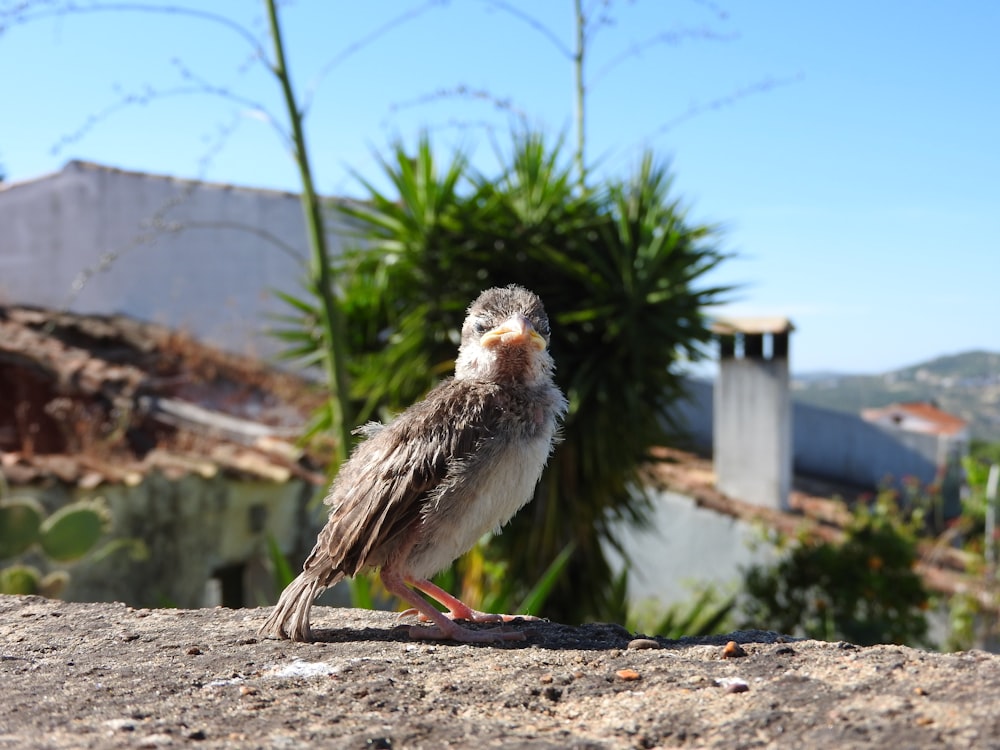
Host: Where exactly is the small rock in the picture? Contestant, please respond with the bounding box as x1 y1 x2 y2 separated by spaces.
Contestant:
615 668 641 681
627 638 662 650
138 733 174 747
539 673 554 684
715 677 749 694
104 719 136 732
185 646 202 656
722 641 747 658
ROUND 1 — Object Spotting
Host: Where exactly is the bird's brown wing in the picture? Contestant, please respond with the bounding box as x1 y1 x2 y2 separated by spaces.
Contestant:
302 379 504 581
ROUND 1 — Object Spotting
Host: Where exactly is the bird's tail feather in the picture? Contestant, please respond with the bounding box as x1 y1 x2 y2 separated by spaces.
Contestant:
259 572 338 642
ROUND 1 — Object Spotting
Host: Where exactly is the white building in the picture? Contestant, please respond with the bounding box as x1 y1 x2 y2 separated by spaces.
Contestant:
0 160 354 360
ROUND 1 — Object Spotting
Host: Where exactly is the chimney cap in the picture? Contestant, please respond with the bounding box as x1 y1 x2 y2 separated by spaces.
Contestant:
711 316 795 336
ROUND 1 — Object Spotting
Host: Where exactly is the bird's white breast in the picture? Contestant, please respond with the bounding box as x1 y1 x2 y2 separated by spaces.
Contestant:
405 427 555 580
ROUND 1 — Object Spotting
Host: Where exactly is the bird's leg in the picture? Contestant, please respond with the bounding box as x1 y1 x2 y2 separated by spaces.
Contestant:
408 577 541 624
380 569 525 643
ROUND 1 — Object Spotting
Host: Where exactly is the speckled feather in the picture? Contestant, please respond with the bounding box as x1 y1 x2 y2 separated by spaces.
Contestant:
260 285 567 642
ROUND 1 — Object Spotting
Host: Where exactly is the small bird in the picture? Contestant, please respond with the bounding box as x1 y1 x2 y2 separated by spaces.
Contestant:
260 285 568 643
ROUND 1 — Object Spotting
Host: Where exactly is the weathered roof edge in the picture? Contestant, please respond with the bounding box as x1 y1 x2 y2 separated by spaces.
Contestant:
0 304 329 488
645 446 995 611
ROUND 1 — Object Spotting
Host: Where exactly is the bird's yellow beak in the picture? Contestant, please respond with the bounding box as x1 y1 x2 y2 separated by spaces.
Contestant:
480 315 547 351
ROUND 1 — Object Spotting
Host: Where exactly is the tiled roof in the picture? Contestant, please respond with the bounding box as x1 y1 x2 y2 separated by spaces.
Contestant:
644 446 993 611
0 306 328 487
861 402 969 436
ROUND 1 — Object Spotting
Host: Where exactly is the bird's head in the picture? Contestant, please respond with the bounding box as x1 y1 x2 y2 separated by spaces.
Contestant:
455 285 555 385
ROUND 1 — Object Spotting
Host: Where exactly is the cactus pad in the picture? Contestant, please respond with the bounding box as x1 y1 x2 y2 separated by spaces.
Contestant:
0 564 42 595
39 500 110 563
0 498 44 559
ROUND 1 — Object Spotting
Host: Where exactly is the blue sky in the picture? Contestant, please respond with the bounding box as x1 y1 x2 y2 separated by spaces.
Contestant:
1 1 997 374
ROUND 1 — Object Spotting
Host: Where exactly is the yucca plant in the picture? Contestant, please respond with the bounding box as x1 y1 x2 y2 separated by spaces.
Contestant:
277 130 729 623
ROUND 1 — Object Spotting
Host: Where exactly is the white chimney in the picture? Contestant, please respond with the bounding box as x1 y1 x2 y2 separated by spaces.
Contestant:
712 317 794 511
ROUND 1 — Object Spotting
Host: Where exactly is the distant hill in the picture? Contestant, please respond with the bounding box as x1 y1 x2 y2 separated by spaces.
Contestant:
792 351 1000 443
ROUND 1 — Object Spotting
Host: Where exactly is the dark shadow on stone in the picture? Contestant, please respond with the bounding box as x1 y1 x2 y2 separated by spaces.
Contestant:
297 619 633 650
300 619 791 651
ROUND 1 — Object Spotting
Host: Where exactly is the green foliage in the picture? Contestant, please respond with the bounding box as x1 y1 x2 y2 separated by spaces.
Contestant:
0 498 44 558
432 540 577 617
969 439 1000 471
276 129 729 623
0 565 69 598
0 496 110 598
629 584 735 639
940 446 1000 650
39 502 108 562
739 492 931 647
266 535 297 596
958 455 994 534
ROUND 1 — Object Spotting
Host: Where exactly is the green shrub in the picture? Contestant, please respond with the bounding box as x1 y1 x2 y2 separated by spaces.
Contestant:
739 491 931 646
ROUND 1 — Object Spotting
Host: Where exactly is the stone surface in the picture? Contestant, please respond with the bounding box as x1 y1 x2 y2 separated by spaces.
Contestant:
2 594 999 749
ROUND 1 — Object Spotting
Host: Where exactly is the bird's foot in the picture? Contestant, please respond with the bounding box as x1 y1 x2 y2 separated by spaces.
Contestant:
397 606 539 625
384 573 531 642
450 607 541 624
407 622 526 643
402 578 541 624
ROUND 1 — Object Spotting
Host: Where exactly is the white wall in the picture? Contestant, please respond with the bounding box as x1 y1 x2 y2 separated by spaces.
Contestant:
793 401 941 487
673 376 955 490
0 161 355 359
606 488 776 611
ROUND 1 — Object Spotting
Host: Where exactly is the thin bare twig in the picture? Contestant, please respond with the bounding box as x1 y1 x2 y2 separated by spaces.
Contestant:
579 0 615 45
589 26 739 87
301 0 449 116
0 1 266 58
689 0 730 21
479 0 573 59
171 57 292 146
386 85 529 123
50 80 291 157
62 110 270 308
647 72 804 138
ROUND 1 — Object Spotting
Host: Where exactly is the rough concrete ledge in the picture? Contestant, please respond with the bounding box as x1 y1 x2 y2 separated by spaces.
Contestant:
2 595 998 749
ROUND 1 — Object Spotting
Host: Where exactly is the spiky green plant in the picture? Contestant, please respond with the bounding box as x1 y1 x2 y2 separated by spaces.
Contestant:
277 130 729 623
628 584 735 639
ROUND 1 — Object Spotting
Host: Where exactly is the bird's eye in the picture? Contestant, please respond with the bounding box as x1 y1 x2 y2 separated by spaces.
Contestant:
471 319 489 336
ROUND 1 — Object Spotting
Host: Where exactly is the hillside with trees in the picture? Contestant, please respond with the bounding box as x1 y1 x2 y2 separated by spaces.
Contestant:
792 351 1000 442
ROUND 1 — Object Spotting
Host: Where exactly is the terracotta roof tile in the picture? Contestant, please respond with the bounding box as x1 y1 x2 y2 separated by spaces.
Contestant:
0 305 328 487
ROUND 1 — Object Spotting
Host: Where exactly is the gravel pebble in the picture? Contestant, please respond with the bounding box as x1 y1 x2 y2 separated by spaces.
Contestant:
627 638 662 650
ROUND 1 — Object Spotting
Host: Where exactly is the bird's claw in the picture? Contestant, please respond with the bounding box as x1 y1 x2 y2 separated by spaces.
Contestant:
398 607 539 625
